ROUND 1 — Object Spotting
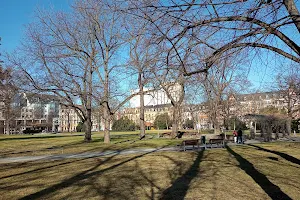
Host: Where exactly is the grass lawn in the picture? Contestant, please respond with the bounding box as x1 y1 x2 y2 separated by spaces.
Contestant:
0 131 182 158
0 139 300 199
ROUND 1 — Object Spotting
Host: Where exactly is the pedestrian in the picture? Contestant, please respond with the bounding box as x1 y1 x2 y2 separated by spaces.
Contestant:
233 130 237 143
237 129 243 144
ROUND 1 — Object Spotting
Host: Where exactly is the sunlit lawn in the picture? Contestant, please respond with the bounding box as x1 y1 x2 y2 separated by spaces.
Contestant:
0 131 182 158
0 142 299 199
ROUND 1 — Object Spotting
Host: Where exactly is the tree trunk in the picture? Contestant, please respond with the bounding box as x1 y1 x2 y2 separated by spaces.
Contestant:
5 120 10 135
275 126 279 140
84 115 92 142
84 55 93 142
213 110 220 134
171 106 179 137
138 71 145 139
103 102 110 143
286 117 292 136
254 121 257 137
260 124 264 138
283 0 300 33
250 128 255 139
103 65 111 143
67 113 70 133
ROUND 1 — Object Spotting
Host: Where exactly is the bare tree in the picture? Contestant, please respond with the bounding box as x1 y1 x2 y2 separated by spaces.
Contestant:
7 0 121 141
200 57 249 134
0 67 19 134
7 0 157 142
151 65 185 137
127 0 299 78
277 69 300 135
126 20 155 139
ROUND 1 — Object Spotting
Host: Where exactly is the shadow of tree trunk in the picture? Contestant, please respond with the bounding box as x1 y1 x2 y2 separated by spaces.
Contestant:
248 144 300 166
159 150 204 200
226 145 292 200
19 148 161 200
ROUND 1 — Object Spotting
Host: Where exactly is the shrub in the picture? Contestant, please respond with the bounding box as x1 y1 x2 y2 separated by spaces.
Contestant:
183 119 194 129
154 113 171 129
76 122 85 132
112 117 136 131
225 117 247 130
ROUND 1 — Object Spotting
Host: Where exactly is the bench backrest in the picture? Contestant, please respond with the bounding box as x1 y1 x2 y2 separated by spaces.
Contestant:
183 140 199 145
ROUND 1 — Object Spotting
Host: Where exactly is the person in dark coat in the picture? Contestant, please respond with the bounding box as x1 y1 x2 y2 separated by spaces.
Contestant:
237 129 243 144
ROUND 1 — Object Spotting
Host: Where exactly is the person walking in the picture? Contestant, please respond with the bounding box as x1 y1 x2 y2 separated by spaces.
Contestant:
237 129 243 144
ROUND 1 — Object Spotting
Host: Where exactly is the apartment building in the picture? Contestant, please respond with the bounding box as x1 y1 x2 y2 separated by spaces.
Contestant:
58 105 100 132
123 104 173 126
0 93 59 134
124 90 300 130
230 91 299 118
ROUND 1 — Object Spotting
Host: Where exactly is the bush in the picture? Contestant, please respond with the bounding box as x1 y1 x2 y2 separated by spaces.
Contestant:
23 129 41 134
183 119 194 129
112 117 136 131
76 122 85 132
225 117 247 130
154 113 171 129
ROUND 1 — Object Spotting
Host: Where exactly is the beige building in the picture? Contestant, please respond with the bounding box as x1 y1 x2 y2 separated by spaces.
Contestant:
123 104 173 126
58 105 100 132
230 91 299 118
123 90 300 131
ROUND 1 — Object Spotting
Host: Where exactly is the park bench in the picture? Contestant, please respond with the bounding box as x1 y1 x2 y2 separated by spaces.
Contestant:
160 132 172 138
208 134 225 148
181 132 199 138
181 139 200 151
181 137 207 151
225 135 234 142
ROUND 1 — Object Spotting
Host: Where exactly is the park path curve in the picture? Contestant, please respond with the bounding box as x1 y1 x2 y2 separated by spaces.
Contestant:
0 139 269 164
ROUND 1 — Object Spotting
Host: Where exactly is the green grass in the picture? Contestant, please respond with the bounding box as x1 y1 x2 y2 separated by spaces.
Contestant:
0 142 300 199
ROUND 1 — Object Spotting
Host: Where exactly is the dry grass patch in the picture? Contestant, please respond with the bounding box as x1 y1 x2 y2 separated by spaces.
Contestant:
0 143 300 199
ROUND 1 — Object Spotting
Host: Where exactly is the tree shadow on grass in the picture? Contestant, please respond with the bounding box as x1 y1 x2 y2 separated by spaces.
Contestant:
159 150 204 200
226 145 292 200
18 148 162 200
0 145 140 180
248 144 300 166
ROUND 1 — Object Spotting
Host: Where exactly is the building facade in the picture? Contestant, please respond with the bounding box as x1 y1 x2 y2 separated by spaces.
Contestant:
0 93 59 134
58 105 100 132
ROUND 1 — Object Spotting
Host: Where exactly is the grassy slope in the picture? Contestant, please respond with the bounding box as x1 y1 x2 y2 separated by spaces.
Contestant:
0 142 300 199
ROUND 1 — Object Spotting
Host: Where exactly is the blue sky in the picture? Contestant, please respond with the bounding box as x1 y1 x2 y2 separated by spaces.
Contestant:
0 0 71 53
0 0 298 92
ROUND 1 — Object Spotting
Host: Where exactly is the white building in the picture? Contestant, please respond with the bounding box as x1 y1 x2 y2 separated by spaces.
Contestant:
129 83 182 108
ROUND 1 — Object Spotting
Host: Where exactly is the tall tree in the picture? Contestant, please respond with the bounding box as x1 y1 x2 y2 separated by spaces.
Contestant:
201 57 248 133
8 0 151 142
126 20 154 139
0 67 18 134
7 0 125 142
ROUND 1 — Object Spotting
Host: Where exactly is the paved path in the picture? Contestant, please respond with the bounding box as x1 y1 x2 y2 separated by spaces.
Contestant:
0 147 179 164
1 137 298 164
0 139 266 164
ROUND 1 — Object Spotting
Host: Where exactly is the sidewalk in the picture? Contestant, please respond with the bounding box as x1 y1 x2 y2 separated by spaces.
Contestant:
0 139 266 164
0 147 179 164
